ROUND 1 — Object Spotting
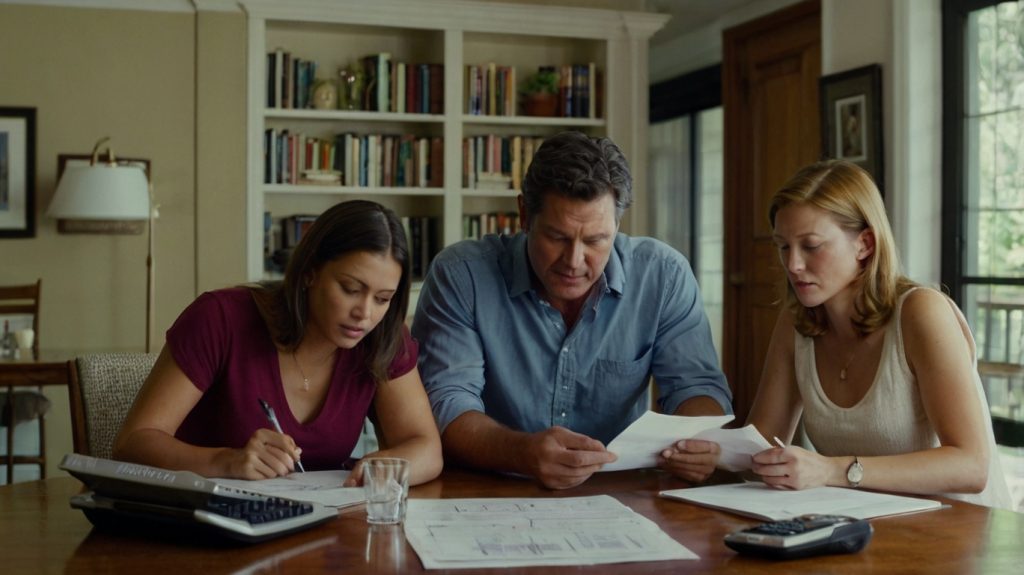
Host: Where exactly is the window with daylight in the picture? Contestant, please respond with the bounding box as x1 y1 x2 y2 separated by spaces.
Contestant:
943 0 1024 449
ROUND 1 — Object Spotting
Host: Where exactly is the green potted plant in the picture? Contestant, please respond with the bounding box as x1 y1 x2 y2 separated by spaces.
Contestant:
521 67 559 117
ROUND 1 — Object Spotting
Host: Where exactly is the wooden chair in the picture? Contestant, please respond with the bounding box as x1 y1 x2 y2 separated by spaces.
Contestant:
68 353 158 459
0 279 44 483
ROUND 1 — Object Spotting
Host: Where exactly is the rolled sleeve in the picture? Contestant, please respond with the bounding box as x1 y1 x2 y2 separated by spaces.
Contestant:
652 256 733 415
411 253 488 434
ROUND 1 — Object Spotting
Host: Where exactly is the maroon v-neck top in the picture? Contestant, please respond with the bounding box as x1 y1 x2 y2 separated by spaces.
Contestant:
167 288 417 470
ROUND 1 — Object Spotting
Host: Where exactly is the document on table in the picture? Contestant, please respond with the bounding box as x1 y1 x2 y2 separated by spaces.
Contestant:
403 495 697 569
602 411 772 472
660 482 944 521
213 470 364 508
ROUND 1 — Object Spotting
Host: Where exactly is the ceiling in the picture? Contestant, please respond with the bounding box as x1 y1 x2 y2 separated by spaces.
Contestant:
644 0 764 45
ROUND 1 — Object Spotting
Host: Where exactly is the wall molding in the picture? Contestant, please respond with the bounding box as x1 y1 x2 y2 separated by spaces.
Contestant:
0 0 243 13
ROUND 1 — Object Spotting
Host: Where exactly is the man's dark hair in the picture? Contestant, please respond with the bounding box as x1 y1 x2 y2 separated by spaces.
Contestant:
521 131 633 223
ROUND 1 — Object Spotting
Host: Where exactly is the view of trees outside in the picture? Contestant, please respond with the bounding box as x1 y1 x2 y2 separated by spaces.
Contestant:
965 2 1024 425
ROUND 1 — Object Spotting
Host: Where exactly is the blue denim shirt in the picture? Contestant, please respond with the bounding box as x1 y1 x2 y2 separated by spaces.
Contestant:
411 232 732 445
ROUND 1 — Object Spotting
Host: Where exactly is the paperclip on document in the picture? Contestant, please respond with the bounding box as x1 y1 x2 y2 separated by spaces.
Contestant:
60 453 338 544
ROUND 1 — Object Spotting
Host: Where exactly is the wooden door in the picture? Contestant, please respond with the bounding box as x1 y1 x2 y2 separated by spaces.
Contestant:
722 0 821 423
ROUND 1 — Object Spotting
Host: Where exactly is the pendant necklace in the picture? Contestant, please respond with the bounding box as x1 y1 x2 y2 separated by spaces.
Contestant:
293 351 310 391
839 351 856 381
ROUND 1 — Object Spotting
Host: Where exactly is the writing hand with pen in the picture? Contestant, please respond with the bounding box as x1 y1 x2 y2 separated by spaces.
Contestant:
217 399 307 479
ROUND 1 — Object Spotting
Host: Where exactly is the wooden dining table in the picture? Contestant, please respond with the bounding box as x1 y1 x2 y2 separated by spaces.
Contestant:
1 465 1022 574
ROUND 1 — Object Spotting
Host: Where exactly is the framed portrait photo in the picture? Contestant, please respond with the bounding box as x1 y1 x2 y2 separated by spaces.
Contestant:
819 64 883 192
0 107 37 238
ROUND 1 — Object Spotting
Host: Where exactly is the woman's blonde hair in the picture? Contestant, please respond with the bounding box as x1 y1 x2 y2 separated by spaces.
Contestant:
769 160 916 337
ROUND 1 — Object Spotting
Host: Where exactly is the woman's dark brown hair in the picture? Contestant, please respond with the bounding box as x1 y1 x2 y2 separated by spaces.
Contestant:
251 200 411 383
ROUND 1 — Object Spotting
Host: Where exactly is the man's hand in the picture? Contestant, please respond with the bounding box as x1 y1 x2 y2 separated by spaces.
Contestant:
656 438 720 483
521 426 617 489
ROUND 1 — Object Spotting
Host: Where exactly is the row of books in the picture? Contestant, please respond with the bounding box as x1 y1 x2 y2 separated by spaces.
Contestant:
264 129 443 188
400 216 442 279
463 135 545 191
465 63 517 116
263 213 442 280
266 49 318 110
463 212 520 240
265 49 444 114
357 54 444 115
558 63 599 119
262 212 318 274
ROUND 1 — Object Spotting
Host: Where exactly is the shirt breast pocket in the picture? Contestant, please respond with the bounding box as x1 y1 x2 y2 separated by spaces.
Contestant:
579 347 653 416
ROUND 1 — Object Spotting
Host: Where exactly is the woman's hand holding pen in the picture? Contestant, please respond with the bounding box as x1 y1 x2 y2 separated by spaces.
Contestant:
215 428 304 480
750 441 839 491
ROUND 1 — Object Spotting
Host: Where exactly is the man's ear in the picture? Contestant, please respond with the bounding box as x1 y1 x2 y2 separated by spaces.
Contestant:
517 194 529 232
857 229 876 261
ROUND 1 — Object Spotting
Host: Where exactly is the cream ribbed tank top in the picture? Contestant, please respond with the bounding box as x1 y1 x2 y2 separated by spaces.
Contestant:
794 287 1012 509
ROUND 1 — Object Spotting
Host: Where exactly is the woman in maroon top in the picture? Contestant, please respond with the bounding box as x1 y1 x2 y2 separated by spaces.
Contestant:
113 200 442 485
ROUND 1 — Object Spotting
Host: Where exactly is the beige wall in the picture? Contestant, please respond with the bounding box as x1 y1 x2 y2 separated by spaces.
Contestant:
0 3 246 477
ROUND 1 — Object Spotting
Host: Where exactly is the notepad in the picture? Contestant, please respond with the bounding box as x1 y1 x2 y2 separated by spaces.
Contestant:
213 470 364 508
660 482 944 521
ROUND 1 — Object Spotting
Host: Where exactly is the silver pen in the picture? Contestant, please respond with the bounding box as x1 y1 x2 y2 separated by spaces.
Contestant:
258 398 306 473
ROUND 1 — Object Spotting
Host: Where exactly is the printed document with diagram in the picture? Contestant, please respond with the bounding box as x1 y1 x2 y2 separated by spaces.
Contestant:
403 495 697 569
602 411 773 472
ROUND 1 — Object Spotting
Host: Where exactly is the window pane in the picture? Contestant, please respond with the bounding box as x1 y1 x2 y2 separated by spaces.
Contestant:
968 4 1024 116
967 284 1024 425
965 1 1024 279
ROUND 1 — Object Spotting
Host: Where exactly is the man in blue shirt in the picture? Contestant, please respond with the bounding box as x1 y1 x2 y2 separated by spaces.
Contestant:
412 131 732 489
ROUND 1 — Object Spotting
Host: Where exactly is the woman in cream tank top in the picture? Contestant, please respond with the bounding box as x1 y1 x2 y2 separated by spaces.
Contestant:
746 160 1012 509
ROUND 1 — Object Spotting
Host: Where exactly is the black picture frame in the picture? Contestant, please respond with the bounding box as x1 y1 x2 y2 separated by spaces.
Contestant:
0 107 37 238
819 64 884 193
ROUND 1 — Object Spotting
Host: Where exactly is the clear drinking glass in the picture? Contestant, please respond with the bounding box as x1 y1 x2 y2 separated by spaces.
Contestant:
363 457 410 524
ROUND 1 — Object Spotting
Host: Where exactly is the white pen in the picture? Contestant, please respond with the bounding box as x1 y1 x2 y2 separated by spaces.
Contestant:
258 398 306 473
773 436 787 449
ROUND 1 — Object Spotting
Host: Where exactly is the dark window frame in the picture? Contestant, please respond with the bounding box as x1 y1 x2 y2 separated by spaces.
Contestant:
942 0 1024 446
649 64 722 271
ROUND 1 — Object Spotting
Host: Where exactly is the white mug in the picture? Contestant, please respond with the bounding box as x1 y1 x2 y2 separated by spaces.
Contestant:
14 328 34 350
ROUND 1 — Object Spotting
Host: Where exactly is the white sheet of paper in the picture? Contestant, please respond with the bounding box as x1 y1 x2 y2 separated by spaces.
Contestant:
660 482 944 521
693 424 774 471
403 495 696 569
213 470 364 508
602 411 734 471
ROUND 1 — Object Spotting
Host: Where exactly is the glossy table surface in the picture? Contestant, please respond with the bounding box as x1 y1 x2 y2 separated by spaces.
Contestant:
1 467 1022 574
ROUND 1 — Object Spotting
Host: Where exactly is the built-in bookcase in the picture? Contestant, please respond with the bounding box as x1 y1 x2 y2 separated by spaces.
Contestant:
241 0 667 284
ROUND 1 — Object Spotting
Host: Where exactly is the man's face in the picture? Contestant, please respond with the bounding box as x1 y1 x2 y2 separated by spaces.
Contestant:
520 192 618 315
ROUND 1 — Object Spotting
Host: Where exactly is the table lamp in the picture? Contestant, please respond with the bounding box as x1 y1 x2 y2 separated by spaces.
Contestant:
47 137 156 351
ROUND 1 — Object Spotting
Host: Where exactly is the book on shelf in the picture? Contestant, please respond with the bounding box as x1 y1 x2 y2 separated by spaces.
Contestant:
463 211 520 240
463 135 544 191
281 214 319 248
402 215 441 279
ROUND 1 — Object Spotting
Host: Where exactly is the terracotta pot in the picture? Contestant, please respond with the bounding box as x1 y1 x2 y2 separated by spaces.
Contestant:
523 93 558 117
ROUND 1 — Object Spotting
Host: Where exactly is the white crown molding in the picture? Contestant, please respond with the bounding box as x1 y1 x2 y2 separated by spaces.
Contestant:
239 0 668 40
192 0 240 12
0 0 195 12
0 0 241 12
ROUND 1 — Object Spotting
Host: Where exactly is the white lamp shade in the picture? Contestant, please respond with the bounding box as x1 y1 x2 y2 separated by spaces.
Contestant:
47 164 150 220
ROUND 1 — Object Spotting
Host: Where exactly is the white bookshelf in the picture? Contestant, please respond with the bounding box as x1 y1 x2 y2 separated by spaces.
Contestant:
241 0 667 281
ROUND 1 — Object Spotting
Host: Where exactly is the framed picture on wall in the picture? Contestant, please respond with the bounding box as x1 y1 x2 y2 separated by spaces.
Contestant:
820 64 884 193
0 107 37 238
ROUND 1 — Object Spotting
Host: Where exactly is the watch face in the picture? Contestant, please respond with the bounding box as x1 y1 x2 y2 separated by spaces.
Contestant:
848 460 864 484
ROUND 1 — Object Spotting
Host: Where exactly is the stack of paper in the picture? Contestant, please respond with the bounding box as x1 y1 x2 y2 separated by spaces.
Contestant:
660 482 944 521
213 470 364 508
403 495 696 569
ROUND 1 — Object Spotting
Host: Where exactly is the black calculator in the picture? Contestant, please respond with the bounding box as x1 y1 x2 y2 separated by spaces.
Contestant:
724 514 873 560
